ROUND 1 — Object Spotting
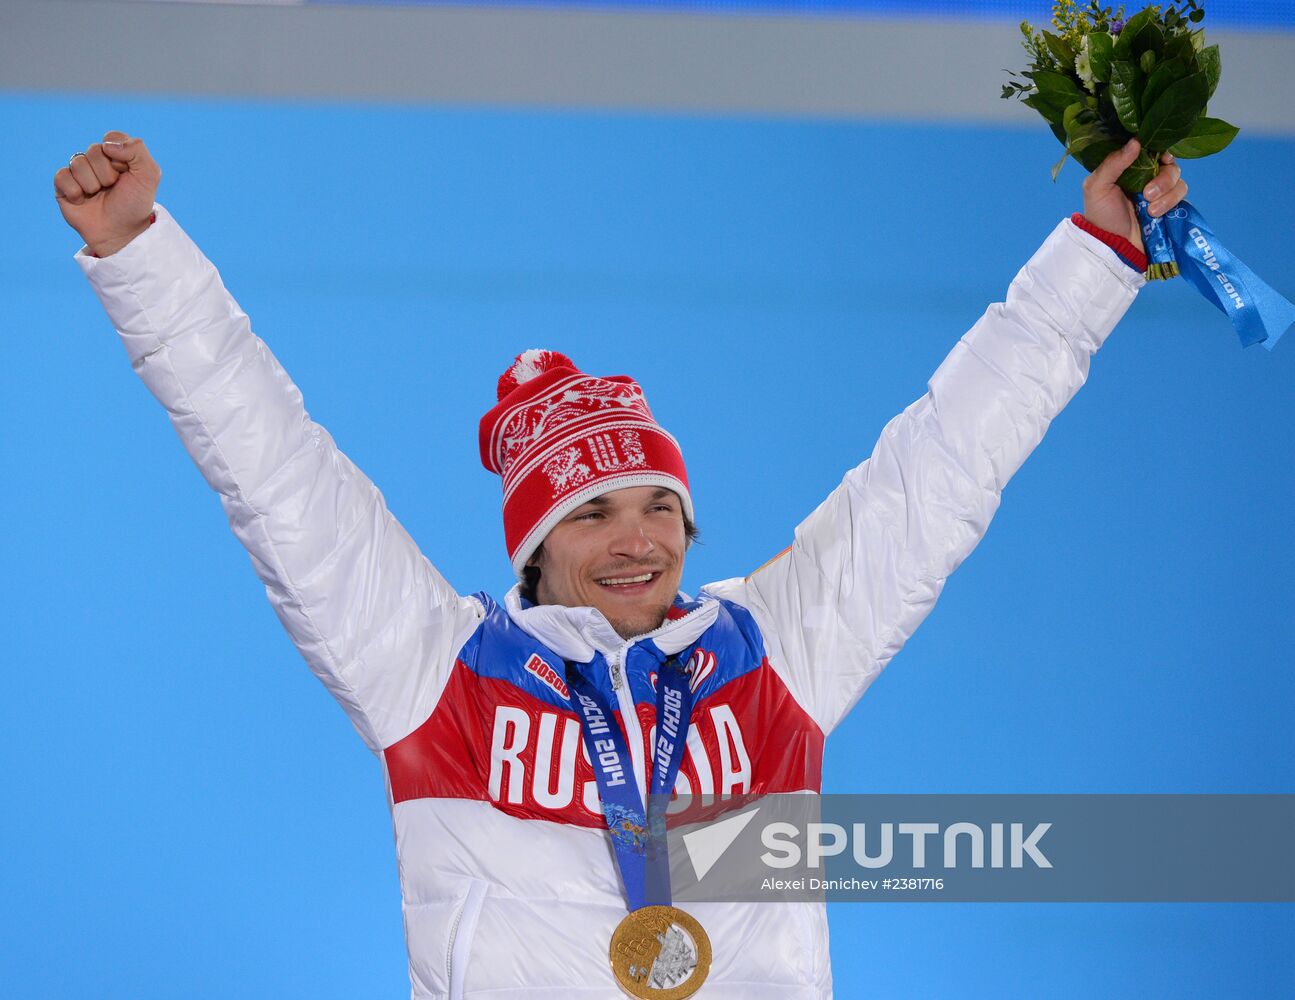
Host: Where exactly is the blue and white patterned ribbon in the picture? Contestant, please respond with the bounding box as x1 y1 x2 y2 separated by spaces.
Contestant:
565 654 694 910
1135 195 1294 351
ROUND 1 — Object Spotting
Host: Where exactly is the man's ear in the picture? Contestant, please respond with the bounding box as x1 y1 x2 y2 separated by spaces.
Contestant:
522 546 545 604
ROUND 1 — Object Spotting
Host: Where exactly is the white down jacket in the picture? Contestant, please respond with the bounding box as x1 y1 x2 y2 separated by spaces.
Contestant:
78 204 1142 999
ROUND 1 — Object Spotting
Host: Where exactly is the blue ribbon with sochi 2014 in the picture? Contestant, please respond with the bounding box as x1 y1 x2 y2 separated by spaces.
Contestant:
1135 195 1295 351
565 654 694 910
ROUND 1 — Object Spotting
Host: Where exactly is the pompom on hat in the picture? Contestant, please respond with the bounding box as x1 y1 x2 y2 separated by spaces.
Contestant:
479 349 693 577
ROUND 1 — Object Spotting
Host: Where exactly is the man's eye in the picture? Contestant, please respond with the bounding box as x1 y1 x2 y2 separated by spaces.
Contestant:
574 510 603 521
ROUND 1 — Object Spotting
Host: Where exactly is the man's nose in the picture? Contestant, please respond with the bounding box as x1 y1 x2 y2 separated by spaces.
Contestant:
608 519 655 559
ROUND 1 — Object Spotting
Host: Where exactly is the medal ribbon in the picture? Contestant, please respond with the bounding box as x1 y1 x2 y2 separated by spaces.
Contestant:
1134 195 1295 351
565 654 694 911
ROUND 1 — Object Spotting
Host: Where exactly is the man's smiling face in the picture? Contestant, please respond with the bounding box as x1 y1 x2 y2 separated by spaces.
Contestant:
529 485 687 640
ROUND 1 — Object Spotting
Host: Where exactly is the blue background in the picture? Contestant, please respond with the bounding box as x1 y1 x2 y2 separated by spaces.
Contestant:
3 91 1293 997
315 0 1295 30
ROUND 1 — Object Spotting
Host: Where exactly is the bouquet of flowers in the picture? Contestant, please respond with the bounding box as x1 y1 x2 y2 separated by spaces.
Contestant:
1003 1 1292 349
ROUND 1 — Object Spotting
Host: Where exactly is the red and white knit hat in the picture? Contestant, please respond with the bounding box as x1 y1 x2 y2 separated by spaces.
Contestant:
479 349 693 576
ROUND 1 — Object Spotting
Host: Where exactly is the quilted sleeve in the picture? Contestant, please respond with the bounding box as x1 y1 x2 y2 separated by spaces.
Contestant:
728 217 1145 735
76 204 484 752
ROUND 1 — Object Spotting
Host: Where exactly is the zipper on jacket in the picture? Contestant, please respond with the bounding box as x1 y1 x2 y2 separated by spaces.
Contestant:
446 879 486 1000
608 645 648 801
607 601 714 802
445 909 462 990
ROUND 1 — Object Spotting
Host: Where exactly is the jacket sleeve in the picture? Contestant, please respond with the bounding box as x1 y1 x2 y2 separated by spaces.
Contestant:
76 204 484 752
715 217 1145 736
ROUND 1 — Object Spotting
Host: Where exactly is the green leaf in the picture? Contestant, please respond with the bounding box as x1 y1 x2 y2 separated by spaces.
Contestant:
1051 147 1070 182
1072 136 1123 173
1190 7 1205 22
1198 45 1221 99
1110 61 1143 133
1141 58 1189 118
1001 77 1034 100
1068 125 1110 152
1138 71 1209 151
1135 22 1165 57
1168 116 1240 158
1033 70 1086 102
1118 17 1165 66
1029 70 1088 118
1062 100 1092 135
1140 49 1157 74
1116 149 1159 194
1023 94 1065 127
1061 99 1122 173
1162 31 1196 65
1044 31 1077 68
1114 8 1155 58
1088 31 1115 82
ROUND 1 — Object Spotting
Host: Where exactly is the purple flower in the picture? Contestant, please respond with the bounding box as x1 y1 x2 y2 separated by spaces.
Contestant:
1111 18 1125 34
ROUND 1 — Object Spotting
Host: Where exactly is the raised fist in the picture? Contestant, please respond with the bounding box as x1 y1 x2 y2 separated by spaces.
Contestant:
55 131 162 257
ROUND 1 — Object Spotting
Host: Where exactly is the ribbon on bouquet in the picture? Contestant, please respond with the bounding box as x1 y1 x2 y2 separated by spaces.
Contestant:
1134 195 1295 352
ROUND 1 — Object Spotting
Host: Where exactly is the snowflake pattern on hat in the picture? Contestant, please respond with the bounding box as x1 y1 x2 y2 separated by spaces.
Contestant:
493 380 648 476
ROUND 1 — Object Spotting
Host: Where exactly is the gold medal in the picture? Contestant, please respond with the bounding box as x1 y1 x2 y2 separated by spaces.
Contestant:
609 905 712 999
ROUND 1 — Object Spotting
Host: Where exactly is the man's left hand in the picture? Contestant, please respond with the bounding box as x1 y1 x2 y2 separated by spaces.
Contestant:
1082 138 1187 256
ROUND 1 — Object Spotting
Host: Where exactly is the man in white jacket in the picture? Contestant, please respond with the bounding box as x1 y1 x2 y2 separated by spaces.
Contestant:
57 130 1185 1000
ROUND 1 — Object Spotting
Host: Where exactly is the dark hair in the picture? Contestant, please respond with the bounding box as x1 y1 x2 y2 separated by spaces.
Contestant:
520 516 700 605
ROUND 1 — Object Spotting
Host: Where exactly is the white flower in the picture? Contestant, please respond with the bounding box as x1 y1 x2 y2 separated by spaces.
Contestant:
1075 36 1097 94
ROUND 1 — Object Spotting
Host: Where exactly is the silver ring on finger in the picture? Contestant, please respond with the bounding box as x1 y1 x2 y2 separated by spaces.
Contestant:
69 151 88 166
